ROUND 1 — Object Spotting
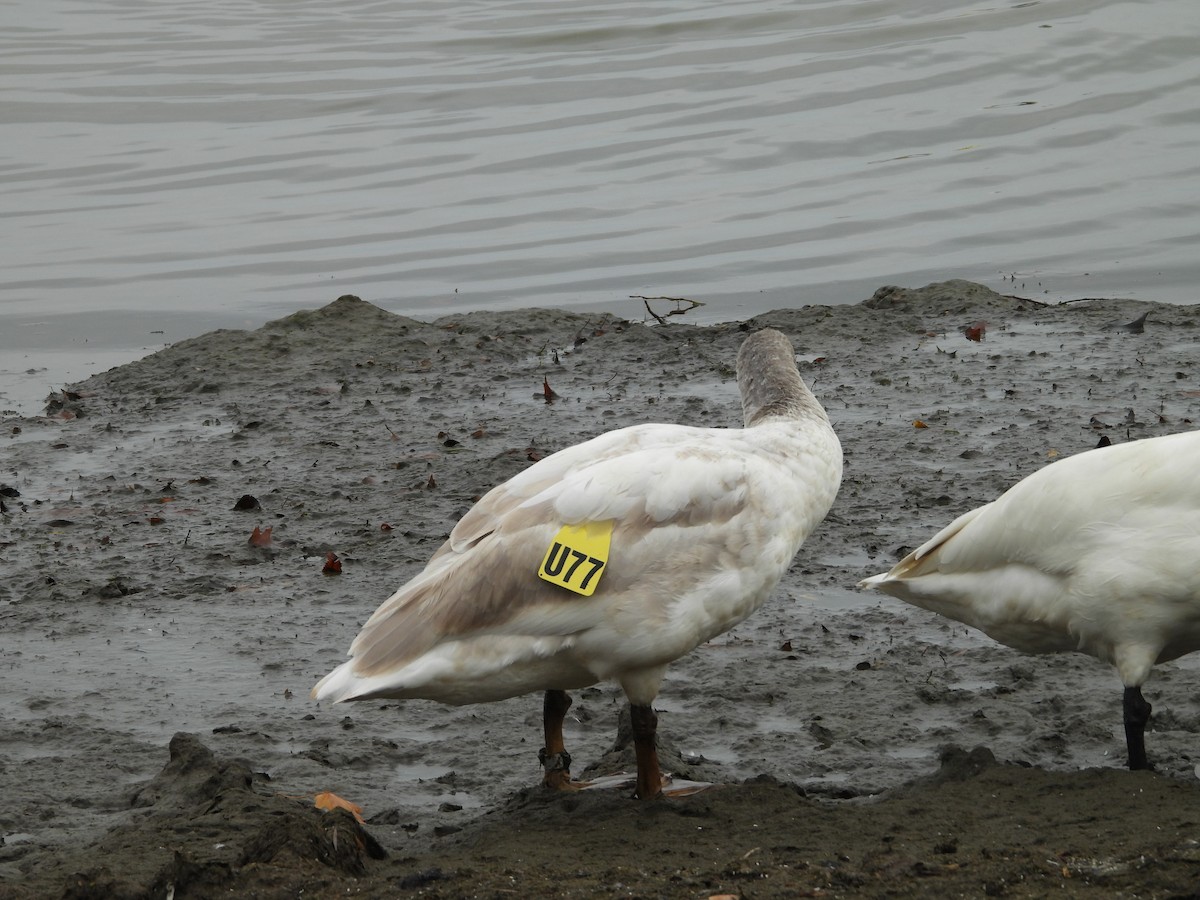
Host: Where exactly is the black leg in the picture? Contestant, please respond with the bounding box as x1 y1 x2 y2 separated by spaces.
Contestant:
540 689 575 789
1123 685 1153 770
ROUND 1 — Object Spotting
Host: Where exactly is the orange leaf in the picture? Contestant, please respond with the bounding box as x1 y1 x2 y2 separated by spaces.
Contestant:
913 419 929 429
323 552 342 575
542 376 558 403
963 320 987 342
314 791 364 824
249 525 273 547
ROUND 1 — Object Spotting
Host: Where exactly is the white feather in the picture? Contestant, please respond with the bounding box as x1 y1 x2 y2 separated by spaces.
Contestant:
860 431 1200 687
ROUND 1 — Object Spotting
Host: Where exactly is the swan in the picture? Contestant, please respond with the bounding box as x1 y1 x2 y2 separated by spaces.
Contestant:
313 328 842 798
859 430 1200 770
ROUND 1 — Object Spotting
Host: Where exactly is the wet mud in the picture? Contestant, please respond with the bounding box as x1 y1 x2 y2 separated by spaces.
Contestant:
3 281 1199 897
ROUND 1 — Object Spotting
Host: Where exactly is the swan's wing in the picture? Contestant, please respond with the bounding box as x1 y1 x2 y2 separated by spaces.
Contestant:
432 423 701 557
859 503 992 587
864 435 1179 586
324 426 763 690
890 432 1200 578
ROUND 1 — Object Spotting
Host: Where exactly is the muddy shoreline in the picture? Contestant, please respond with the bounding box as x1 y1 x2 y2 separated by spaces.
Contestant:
3 280 1199 898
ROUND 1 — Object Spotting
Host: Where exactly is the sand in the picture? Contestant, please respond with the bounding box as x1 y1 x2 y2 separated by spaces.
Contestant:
2 280 1199 898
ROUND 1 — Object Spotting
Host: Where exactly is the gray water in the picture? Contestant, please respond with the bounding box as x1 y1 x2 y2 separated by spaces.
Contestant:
3 0 1199 414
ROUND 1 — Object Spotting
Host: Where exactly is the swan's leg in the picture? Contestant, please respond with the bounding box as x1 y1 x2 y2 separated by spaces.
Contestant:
630 703 663 799
540 689 576 790
1123 685 1153 770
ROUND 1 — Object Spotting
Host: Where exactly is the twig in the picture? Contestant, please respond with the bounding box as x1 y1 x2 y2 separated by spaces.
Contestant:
632 295 706 325
998 293 1052 307
642 299 668 326
634 295 706 311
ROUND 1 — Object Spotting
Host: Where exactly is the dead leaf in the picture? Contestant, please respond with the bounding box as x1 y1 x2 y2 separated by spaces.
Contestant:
380 522 393 531
542 376 558 403
314 791 365 824
913 420 929 429
323 552 342 575
249 525 273 547
963 321 987 342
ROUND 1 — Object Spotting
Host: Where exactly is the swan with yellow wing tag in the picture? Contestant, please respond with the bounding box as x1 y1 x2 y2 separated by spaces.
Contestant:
313 329 842 800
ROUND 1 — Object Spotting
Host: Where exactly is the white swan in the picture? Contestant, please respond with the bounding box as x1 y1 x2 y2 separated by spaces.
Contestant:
860 430 1200 769
313 329 843 798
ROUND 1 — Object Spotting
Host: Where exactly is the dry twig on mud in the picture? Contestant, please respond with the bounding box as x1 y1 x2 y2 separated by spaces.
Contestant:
632 295 705 325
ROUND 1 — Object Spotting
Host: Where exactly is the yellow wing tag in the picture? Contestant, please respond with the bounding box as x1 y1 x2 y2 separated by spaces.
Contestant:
538 521 613 596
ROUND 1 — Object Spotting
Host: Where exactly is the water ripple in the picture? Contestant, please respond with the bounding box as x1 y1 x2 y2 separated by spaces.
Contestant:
2 0 1198 383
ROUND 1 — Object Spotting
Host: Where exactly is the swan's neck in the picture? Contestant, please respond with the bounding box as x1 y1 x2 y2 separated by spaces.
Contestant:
737 330 830 428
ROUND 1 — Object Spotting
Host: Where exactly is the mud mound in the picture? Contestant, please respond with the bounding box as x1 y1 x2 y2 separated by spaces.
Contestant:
39 734 385 899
